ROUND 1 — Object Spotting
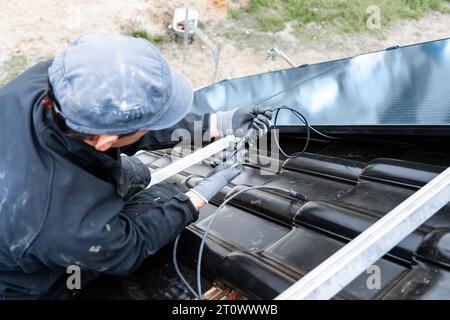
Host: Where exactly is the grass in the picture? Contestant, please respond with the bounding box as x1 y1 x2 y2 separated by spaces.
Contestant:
197 20 208 29
256 14 286 32
0 55 27 88
223 27 274 50
231 0 450 33
130 30 168 44
229 7 244 19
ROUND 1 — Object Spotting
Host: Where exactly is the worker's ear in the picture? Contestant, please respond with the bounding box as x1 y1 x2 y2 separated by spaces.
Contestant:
94 134 119 152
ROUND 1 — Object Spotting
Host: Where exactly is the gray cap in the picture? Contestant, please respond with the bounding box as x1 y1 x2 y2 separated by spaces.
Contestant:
48 34 193 135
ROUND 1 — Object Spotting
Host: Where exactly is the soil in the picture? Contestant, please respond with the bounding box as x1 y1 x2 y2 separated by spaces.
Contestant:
1 0 450 88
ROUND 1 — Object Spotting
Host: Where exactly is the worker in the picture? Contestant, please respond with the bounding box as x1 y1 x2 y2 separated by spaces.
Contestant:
0 34 272 299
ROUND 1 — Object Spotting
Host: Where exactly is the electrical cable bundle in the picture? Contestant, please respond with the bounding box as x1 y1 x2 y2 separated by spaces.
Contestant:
172 105 338 300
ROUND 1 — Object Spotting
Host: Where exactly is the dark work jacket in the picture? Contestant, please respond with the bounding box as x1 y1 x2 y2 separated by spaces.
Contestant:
0 61 210 299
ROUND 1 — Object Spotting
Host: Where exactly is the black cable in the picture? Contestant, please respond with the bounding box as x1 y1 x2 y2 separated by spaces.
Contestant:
272 106 310 160
308 126 340 140
272 106 340 168
173 185 306 299
173 235 202 299
173 106 340 298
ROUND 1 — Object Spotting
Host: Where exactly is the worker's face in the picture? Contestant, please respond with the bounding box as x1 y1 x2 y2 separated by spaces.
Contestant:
112 130 148 148
84 130 148 152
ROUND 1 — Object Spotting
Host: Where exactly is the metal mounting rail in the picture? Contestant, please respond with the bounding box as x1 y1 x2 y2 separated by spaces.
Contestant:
147 135 236 187
275 166 450 300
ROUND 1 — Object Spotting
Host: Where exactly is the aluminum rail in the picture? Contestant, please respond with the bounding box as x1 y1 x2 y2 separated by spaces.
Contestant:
275 166 450 300
147 135 236 187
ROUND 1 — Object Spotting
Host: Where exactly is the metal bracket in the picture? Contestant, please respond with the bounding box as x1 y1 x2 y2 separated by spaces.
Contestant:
266 33 296 67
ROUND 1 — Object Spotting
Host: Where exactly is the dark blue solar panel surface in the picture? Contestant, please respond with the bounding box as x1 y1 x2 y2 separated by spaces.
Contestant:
192 38 450 127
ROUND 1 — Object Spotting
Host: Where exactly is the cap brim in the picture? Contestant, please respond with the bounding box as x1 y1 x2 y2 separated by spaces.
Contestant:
145 67 193 131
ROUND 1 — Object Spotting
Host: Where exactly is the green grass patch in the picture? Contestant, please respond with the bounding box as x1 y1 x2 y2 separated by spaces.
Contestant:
229 8 244 19
130 30 168 44
0 55 28 88
237 0 450 33
256 13 286 32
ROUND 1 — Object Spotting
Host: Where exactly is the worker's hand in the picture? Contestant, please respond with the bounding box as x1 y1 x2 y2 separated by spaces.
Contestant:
214 106 272 138
208 148 248 168
189 161 242 203
120 155 151 199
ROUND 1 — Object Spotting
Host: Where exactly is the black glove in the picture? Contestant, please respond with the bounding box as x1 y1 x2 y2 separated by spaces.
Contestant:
216 106 272 137
191 161 242 203
120 156 151 199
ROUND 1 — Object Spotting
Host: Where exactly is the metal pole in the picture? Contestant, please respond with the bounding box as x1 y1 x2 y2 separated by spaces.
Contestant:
275 166 450 300
185 21 221 82
176 8 221 82
276 48 296 68
266 33 296 67
273 33 296 67
213 43 221 82
181 8 189 74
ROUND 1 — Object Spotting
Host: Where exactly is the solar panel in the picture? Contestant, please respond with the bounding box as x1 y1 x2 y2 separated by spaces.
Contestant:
192 38 450 134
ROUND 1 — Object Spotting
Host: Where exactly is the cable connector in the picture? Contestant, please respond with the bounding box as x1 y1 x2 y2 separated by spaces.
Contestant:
288 189 307 202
